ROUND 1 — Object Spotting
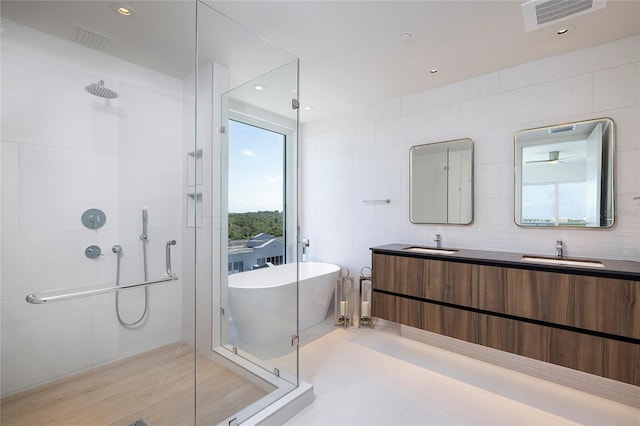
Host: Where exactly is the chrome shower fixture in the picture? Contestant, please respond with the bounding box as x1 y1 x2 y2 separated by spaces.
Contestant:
139 209 148 241
84 80 119 99
165 240 177 278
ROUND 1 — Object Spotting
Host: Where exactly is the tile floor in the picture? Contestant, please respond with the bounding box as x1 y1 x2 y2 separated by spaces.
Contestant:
285 319 640 425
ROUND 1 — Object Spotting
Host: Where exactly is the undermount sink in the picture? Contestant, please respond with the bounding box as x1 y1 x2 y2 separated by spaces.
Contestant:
521 256 604 268
404 247 458 255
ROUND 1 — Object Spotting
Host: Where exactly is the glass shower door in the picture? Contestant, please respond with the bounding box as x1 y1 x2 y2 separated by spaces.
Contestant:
193 2 302 421
220 59 300 385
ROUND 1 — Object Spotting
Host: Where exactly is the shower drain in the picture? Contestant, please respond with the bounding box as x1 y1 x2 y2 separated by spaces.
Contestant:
129 420 149 426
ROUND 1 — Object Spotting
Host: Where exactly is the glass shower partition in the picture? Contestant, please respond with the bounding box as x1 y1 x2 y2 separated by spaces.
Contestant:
0 1 198 424
197 2 301 424
220 59 300 388
1 1 300 425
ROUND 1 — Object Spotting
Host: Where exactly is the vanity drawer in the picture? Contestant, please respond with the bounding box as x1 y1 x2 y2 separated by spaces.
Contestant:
478 314 548 362
372 253 424 298
547 327 640 386
372 292 422 329
424 259 474 307
477 265 640 339
422 302 478 343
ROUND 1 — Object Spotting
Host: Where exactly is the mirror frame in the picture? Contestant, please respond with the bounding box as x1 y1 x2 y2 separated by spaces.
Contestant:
410 138 474 225
514 117 615 228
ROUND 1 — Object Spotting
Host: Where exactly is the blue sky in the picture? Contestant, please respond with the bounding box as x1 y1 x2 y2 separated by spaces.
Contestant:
228 120 284 213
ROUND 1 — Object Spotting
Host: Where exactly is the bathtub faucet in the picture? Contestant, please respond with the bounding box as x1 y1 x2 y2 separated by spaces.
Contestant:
301 238 310 261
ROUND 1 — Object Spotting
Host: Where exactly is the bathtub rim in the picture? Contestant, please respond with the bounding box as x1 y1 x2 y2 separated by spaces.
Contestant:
228 261 340 289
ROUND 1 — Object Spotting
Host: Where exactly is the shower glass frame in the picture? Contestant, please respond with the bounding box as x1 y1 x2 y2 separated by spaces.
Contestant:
197 1 301 422
219 60 301 384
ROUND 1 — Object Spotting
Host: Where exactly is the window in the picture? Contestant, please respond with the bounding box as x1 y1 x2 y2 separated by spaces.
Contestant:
266 255 283 265
227 119 286 274
521 181 588 226
228 261 244 274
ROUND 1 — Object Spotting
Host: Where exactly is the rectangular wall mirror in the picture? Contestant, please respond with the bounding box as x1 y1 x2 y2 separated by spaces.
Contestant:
410 138 474 224
514 118 615 227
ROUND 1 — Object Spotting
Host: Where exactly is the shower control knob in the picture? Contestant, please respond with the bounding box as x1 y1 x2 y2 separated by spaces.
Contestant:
81 208 106 230
85 245 102 259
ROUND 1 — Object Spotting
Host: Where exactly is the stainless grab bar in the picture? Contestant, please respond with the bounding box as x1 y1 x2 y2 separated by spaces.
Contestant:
25 274 179 304
166 240 176 278
26 239 179 305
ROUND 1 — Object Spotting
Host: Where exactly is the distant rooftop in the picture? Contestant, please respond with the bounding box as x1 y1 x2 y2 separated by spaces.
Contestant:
228 235 284 254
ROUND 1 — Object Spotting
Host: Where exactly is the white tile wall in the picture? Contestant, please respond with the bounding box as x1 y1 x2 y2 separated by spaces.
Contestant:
301 35 640 274
1 20 185 396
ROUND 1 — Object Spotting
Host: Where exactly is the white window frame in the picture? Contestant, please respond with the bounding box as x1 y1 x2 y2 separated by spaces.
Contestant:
228 109 298 265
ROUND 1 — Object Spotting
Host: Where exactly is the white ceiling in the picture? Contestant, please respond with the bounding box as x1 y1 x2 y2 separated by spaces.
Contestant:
2 1 640 123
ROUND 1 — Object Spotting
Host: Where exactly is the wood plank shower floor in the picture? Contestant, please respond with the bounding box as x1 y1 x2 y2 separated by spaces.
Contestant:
0 342 269 426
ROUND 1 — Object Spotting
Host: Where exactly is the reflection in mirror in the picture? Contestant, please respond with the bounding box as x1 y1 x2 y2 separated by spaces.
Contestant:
514 118 615 227
410 138 473 225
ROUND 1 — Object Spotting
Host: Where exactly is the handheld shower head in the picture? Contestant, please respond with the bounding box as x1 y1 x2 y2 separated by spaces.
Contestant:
85 80 119 99
139 209 148 241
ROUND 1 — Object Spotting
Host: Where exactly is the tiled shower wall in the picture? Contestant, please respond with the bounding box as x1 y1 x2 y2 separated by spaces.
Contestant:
300 35 640 273
1 20 184 396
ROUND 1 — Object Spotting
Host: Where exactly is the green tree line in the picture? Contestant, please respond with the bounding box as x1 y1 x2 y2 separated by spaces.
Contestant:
228 211 283 240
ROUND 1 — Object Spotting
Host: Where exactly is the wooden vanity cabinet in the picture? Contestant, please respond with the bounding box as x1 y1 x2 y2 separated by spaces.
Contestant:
372 253 424 297
477 265 640 339
424 259 474 307
372 292 399 323
424 304 478 342
372 292 422 329
371 250 640 386
478 314 640 384
547 327 640 385
372 253 476 340
478 314 548 361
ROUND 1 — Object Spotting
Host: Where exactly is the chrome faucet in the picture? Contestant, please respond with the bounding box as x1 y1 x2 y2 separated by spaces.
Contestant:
300 238 310 262
433 234 442 249
555 240 564 258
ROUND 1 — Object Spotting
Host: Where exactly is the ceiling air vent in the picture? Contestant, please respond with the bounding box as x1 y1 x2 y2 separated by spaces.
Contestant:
521 0 607 32
70 25 111 51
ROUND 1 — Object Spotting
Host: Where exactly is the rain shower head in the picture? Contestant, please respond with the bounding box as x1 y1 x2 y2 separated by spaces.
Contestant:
85 80 119 99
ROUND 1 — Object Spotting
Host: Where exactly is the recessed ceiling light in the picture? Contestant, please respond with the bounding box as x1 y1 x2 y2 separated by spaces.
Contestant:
429 68 439 74
112 4 135 16
399 33 412 42
253 84 264 91
303 106 314 111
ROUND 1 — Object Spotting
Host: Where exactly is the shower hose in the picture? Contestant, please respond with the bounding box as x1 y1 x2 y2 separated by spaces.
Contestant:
114 211 149 327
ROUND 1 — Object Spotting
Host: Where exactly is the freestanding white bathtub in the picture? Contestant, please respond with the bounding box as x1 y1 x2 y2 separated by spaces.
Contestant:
228 262 340 344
